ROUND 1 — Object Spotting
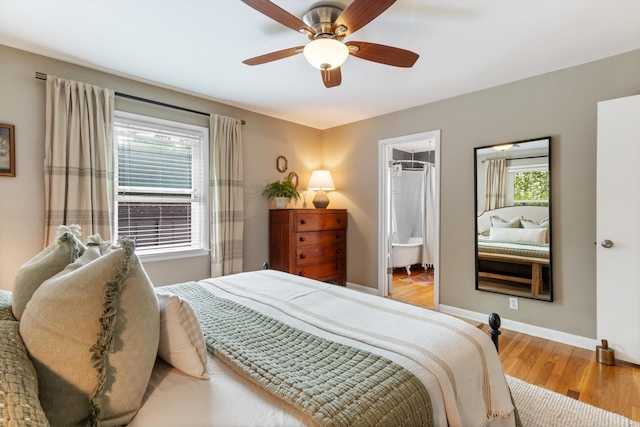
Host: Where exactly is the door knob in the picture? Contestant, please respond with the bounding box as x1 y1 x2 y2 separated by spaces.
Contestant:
601 239 614 248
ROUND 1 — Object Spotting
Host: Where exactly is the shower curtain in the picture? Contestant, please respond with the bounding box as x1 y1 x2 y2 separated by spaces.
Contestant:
390 164 436 267
391 169 423 244
422 164 436 268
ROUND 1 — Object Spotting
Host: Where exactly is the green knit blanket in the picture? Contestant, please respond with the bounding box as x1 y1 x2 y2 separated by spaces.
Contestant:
478 242 549 260
163 282 434 427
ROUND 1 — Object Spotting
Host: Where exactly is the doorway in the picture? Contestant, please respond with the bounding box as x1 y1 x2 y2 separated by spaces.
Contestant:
378 130 441 310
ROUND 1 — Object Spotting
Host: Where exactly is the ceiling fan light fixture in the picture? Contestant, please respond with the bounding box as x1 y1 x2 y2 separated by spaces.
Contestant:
303 38 349 70
493 143 516 151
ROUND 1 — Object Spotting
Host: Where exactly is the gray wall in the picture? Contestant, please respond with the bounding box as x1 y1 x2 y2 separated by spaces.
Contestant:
2 42 639 340
323 49 640 339
0 45 322 289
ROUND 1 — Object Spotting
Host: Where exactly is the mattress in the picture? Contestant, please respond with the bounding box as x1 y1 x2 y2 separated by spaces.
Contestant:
129 270 517 427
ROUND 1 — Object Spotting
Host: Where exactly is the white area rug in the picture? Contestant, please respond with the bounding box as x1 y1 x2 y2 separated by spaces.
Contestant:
507 375 639 427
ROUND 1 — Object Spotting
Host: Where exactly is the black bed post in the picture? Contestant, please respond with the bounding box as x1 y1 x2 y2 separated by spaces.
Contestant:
488 313 501 352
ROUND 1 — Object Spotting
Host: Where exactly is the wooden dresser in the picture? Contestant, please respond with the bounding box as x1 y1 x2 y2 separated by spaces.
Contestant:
269 209 347 286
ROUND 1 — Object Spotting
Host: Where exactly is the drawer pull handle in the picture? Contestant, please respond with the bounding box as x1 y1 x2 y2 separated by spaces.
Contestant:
336 249 342 254
337 218 342 223
299 236 305 242
300 219 307 225
335 233 341 239
300 254 306 259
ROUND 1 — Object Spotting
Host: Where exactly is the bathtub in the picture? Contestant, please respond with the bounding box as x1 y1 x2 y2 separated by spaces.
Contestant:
392 237 423 275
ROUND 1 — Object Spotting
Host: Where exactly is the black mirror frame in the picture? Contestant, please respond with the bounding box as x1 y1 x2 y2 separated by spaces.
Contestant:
474 136 553 302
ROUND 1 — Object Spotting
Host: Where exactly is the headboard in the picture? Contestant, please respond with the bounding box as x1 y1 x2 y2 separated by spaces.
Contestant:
477 205 549 233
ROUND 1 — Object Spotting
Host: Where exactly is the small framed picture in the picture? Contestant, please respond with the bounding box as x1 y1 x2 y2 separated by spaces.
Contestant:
288 172 298 188
276 155 288 172
0 123 15 177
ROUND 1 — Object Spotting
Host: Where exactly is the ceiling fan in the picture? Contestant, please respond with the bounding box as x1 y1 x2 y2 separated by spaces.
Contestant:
241 0 420 88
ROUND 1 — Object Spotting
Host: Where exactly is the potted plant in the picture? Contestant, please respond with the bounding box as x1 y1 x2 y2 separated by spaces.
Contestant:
262 177 300 209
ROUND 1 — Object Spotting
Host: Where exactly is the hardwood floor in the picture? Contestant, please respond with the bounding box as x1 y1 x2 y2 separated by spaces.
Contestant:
388 266 434 309
490 326 640 422
388 268 640 422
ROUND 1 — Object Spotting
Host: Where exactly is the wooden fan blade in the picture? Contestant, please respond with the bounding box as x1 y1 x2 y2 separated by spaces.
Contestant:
346 42 419 67
322 67 342 88
243 47 304 66
332 0 396 36
241 0 315 35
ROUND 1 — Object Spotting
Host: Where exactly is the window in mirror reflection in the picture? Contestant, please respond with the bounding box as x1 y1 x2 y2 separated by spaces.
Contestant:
475 137 552 301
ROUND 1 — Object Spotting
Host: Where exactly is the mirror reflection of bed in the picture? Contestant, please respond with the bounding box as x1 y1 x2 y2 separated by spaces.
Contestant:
474 137 552 301
476 206 551 299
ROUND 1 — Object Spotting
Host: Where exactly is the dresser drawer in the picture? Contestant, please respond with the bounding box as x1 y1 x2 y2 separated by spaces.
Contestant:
294 261 344 280
269 209 347 286
295 230 345 247
295 243 345 266
294 212 347 232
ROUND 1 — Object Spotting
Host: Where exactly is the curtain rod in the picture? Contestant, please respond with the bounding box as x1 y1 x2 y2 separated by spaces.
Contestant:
35 72 245 125
482 155 548 163
392 159 435 166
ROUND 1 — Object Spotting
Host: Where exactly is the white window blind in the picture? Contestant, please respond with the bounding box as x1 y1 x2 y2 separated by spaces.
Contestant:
114 112 208 255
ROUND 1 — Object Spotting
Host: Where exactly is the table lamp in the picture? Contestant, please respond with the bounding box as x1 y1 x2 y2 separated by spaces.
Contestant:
307 170 335 209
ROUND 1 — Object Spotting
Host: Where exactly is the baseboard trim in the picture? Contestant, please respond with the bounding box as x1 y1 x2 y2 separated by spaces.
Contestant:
438 305 597 351
346 282 378 295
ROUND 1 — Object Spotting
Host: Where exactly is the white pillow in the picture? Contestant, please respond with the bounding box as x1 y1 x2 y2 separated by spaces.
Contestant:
489 227 547 244
155 291 209 379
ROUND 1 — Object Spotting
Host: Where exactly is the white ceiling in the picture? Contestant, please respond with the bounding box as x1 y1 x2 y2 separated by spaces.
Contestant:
1 1 639 130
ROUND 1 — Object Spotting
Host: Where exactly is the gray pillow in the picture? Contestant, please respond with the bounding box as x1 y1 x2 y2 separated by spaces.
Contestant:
20 237 159 427
12 226 84 320
520 216 550 229
490 215 521 228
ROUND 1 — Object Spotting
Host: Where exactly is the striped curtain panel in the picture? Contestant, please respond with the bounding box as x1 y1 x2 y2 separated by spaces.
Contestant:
44 76 114 246
484 158 507 211
210 114 243 277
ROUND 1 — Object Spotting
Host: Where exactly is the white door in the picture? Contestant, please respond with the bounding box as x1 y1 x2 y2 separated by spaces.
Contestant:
596 94 640 365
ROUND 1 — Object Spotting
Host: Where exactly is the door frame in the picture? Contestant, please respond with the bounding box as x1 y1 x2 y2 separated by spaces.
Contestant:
378 130 441 309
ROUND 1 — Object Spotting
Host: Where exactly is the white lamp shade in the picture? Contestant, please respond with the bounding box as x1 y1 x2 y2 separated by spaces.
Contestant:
303 39 349 70
307 170 335 191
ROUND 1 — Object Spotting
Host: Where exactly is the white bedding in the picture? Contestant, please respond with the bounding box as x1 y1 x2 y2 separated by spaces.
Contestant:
130 270 516 427
130 354 313 427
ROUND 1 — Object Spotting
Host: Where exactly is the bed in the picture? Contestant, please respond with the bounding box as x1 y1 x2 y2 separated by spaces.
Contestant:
2 229 519 427
476 206 550 298
128 270 518 427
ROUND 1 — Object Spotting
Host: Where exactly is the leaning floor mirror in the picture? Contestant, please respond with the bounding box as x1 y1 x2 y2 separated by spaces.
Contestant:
474 137 552 301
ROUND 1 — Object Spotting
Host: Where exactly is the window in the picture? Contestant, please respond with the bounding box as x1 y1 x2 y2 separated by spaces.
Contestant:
113 112 208 256
506 162 549 206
